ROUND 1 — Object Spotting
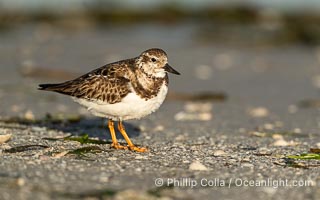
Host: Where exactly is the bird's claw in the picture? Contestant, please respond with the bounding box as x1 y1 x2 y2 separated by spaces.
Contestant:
111 143 147 152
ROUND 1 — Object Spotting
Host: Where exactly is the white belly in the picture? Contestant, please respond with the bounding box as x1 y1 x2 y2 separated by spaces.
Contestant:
72 83 168 121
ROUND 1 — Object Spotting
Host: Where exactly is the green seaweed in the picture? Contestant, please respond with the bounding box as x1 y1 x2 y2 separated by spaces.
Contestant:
253 153 272 156
287 153 320 160
67 146 103 155
42 136 68 141
4 144 49 153
284 160 309 169
64 134 108 144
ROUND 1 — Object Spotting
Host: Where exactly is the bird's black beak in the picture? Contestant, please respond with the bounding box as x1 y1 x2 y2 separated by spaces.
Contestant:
164 63 180 75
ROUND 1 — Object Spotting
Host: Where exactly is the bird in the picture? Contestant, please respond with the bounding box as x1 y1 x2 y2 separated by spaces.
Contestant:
38 48 180 152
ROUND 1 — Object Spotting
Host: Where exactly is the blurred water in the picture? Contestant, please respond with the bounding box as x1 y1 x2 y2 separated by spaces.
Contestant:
0 22 320 119
1 0 320 13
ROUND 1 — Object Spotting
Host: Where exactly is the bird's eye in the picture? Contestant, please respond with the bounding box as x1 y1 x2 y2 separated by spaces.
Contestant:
151 58 157 63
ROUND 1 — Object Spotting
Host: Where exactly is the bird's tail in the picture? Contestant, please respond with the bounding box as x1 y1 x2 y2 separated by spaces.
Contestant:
38 83 64 91
38 82 76 97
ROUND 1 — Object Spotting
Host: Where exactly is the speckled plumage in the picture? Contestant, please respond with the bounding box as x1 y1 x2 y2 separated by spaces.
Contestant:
39 48 179 120
39 48 180 152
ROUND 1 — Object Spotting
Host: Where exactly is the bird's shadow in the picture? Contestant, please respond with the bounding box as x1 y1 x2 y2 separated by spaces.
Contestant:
42 117 141 143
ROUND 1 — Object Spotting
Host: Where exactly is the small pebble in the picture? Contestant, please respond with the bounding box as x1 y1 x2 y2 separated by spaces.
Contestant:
248 107 269 118
273 139 298 146
185 102 212 113
135 168 142 172
24 110 35 120
16 178 25 186
272 134 283 140
293 128 301 134
153 125 164 132
138 125 146 132
262 187 277 195
213 150 228 157
241 163 254 168
144 136 151 140
31 126 47 132
273 139 289 146
99 176 109 183
250 131 266 137
263 123 274 130
241 157 251 162
135 155 147 160
174 112 212 121
175 102 213 121
257 148 270 154
53 151 69 158
0 134 12 144
175 134 186 141
189 160 209 171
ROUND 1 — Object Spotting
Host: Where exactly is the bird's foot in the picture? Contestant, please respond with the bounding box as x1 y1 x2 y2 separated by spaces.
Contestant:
111 143 129 150
129 145 148 153
111 143 147 152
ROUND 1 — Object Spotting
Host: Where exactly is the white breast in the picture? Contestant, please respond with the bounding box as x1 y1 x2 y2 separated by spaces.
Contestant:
72 82 168 121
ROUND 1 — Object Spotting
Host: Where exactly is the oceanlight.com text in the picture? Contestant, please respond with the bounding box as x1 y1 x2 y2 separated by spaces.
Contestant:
154 178 315 189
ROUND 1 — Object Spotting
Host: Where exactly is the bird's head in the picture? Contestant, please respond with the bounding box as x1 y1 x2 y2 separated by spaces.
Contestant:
137 48 180 78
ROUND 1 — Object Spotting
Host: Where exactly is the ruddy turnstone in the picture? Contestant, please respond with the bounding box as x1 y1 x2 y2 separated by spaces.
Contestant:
38 48 180 152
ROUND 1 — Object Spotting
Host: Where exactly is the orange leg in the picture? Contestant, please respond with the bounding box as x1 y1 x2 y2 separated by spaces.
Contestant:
107 119 128 150
117 120 147 152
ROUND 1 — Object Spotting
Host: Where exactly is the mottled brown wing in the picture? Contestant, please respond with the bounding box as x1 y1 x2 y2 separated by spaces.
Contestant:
39 62 133 104
71 75 130 103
